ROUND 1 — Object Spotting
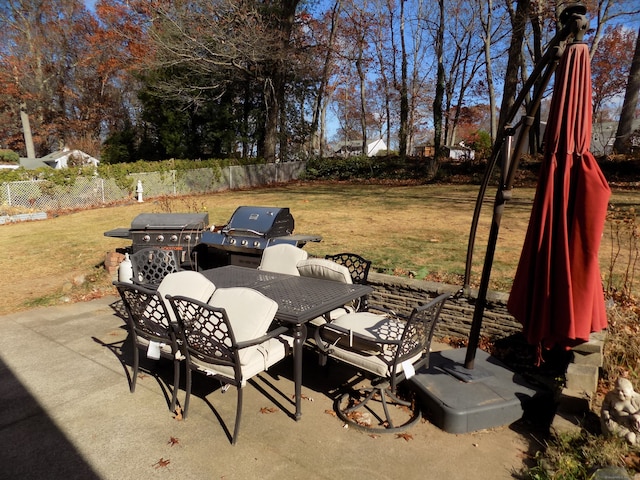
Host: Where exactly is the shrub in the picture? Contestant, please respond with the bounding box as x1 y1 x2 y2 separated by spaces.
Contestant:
0 149 19 164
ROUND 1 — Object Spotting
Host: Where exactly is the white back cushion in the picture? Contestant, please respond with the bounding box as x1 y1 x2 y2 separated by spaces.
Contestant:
208 287 278 342
158 270 216 322
297 258 352 284
258 244 308 275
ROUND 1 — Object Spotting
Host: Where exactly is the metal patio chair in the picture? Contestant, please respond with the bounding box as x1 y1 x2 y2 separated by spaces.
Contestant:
315 293 450 433
325 252 372 311
296 257 354 326
129 248 181 287
114 271 216 411
167 287 291 445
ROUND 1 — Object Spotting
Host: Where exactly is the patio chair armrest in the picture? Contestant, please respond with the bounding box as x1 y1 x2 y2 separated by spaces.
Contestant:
315 321 401 354
365 305 405 319
131 278 160 290
235 325 290 350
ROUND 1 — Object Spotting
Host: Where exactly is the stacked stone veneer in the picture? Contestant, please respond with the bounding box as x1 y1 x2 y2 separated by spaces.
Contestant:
367 272 522 340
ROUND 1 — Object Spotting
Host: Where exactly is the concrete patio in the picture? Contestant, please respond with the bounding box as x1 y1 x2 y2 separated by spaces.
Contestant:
0 296 538 479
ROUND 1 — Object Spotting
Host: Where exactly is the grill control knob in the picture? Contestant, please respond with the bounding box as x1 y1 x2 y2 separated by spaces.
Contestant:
156 235 164 242
229 238 236 245
241 240 248 246
253 241 260 247
184 234 191 241
170 234 178 242
142 234 151 242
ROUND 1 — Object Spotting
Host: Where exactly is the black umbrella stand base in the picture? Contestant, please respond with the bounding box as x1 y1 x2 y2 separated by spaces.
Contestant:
440 361 493 382
410 348 541 434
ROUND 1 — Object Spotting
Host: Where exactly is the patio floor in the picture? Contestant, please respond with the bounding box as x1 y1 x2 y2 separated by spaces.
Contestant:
0 296 538 479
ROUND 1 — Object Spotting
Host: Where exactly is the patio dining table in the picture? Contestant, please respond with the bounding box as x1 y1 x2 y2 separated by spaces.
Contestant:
202 265 373 420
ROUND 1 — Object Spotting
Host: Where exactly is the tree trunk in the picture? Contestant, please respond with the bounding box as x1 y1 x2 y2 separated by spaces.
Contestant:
614 27 640 154
498 0 530 134
398 0 408 159
433 0 445 161
480 0 497 143
356 56 367 155
262 77 278 162
311 0 341 157
261 0 300 163
528 5 543 155
20 103 36 158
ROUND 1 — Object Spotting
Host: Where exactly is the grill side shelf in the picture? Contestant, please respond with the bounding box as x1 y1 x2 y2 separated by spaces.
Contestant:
103 228 132 239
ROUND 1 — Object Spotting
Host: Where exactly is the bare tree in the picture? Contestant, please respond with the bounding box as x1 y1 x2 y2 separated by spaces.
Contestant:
397 0 409 158
310 0 342 157
614 27 640 154
433 0 446 159
497 0 530 134
478 0 497 143
131 0 302 162
586 0 640 58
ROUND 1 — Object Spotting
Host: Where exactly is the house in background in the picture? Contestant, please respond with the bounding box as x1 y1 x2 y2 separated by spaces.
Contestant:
413 144 435 157
19 148 99 169
444 143 475 161
591 119 640 156
334 138 388 157
413 142 475 161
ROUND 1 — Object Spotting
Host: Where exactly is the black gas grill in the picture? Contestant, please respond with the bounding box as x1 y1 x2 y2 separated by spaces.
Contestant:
104 213 209 265
193 206 322 269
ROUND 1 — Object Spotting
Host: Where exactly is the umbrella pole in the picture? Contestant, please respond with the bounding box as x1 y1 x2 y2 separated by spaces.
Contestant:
463 63 560 371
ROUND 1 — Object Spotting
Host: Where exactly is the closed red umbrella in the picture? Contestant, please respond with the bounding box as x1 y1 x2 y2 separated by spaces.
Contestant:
507 41 610 353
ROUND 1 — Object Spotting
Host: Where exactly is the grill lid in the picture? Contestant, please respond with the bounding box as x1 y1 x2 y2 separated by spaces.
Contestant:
130 213 209 231
222 206 293 238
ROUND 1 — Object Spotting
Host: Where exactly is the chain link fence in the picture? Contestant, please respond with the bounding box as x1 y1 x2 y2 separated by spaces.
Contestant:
1 162 307 213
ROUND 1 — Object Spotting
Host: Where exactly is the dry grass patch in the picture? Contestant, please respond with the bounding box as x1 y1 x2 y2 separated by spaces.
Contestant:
0 181 638 316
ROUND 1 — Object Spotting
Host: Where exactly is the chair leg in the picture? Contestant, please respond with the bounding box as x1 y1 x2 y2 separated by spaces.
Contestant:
183 367 192 419
170 359 180 412
335 383 421 434
231 387 243 445
131 342 139 393
318 352 328 367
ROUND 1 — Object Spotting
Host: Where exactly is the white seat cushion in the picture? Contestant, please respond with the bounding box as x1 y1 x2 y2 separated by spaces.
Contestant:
327 311 422 376
208 287 279 364
328 343 422 378
190 336 291 386
258 244 308 275
307 305 355 327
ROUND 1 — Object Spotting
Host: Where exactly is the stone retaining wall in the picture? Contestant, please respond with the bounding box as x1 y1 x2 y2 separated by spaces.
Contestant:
367 272 522 340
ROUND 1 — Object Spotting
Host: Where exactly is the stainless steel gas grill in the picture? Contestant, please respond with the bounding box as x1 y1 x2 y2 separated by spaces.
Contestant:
104 213 209 265
193 206 322 269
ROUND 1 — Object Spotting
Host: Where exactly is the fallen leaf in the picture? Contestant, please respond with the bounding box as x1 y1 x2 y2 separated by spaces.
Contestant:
324 409 337 417
168 437 179 447
395 433 413 442
173 406 183 421
152 458 170 469
292 394 314 402
260 407 279 414
368 434 380 439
